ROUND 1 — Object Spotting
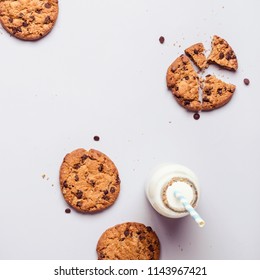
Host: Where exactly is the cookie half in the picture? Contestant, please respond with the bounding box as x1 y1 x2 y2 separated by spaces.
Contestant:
96 222 160 260
202 75 236 111
60 148 120 213
185 43 208 70
0 0 58 41
167 54 201 111
207 35 238 71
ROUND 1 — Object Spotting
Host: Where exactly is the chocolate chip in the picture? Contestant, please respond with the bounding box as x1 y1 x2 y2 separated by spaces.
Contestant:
136 230 142 235
116 175 121 184
19 13 24 18
22 21 28 27
171 66 176 72
103 190 108 195
139 235 145 241
185 76 189 80
148 245 154 252
146 226 152 232
12 27 22 34
45 2 51 8
193 113 200 120
81 154 88 161
89 180 95 187
110 187 115 193
44 16 51 24
63 181 68 188
102 195 109 201
159 36 165 44
124 230 130 237
76 201 82 207
65 208 71 214
219 52 224 59
98 164 103 172
205 89 211 95
99 252 105 259
184 100 190 106
76 190 83 199
30 15 35 21
93 135 100 141
217 88 222 94
225 52 231 60
175 86 179 91
244 78 250 85
194 49 199 55
74 175 79 182
8 18 13 23
35 9 42 14
203 97 209 102
205 74 211 78
73 163 81 169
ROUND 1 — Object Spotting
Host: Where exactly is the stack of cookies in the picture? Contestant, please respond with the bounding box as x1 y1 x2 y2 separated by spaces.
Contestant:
166 35 238 112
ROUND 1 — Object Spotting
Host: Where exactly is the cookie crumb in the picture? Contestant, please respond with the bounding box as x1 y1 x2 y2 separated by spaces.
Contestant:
159 36 165 44
193 113 200 120
42 174 46 179
65 208 71 214
93 135 100 141
243 78 250 85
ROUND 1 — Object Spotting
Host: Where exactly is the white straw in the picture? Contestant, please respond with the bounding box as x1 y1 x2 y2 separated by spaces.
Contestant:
174 190 205 227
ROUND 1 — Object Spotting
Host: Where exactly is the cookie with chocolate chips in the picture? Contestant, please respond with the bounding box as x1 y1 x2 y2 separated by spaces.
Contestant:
0 0 58 41
185 43 208 70
201 75 236 111
166 54 201 111
60 148 120 213
207 35 238 71
96 222 160 260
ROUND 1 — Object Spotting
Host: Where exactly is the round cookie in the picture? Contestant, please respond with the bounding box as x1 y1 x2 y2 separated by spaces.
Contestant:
96 222 160 260
60 148 120 213
0 0 58 41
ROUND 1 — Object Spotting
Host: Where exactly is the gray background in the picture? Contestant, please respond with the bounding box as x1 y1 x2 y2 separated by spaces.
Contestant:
0 0 259 259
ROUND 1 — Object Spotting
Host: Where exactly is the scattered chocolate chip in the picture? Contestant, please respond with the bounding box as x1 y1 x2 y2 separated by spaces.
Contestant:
185 76 189 80
110 187 115 193
73 163 81 169
74 175 79 182
193 113 200 120
148 245 154 252
22 21 28 27
159 36 165 44
146 226 152 232
98 164 103 172
65 208 71 214
45 2 51 8
93 135 100 141
124 230 130 237
103 190 108 195
194 49 199 55
44 16 51 24
76 190 83 199
244 78 250 85
219 52 224 59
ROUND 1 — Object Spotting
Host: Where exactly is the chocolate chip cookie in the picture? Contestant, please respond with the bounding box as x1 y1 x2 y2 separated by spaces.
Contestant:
185 43 208 70
166 54 201 111
0 0 58 40
60 148 120 213
96 222 160 260
207 35 238 71
201 75 236 111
